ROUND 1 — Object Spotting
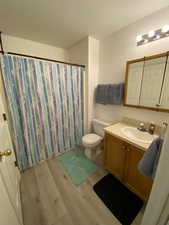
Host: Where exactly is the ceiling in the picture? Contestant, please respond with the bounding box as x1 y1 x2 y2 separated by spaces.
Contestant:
0 0 169 48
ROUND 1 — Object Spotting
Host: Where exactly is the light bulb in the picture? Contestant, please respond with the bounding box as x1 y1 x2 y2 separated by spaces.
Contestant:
148 30 155 38
162 25 169 33
136 35 143 42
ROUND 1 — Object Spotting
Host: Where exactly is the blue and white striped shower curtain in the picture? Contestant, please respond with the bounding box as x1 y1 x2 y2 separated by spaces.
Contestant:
1 55 84 170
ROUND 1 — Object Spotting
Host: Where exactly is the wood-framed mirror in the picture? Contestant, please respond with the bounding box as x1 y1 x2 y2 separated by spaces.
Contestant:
124 51 169 112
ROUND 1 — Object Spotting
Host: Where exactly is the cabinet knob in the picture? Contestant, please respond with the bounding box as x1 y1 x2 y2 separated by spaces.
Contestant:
122 145 126 150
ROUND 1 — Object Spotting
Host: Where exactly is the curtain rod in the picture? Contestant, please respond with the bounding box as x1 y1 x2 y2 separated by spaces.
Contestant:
0 32 4 54
1 51 85 68
0 32 85 67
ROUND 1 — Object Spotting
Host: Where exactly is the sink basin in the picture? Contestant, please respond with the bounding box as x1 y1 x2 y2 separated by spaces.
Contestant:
121 127 158 144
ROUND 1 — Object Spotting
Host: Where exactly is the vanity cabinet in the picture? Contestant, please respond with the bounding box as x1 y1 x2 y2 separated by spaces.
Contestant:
104 133 153 201
124 144 153 201
105 133 126 180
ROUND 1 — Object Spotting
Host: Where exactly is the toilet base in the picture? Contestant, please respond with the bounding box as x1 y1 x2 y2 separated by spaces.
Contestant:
85 148 92 158
84 145 102 159
96 145 102 156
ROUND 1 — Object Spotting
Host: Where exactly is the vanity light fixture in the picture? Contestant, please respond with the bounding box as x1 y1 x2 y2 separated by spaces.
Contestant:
136 25 169 46
136 35 143 42
148 30 155 38
156 35 160 39
162 25 169 33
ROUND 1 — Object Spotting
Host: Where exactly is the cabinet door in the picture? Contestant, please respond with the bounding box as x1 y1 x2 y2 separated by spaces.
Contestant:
139 56 167 108
104 133 126 181
124 145 153 201
159 58 169 110
126 61 144 105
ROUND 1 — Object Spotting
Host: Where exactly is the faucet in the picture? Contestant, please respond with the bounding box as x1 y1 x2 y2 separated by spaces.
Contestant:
137 122 156 135
137 122 147 132
148 122 156 135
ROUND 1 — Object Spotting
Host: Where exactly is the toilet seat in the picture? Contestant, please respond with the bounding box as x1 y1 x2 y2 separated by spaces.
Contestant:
82 133 103 147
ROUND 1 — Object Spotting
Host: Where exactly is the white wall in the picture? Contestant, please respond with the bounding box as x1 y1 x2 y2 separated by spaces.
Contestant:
68 38 88 66
88 37 100 130
68 37 99 132
2 34 69 61
95 6 169 125
68 38 89 132
141 125 169 225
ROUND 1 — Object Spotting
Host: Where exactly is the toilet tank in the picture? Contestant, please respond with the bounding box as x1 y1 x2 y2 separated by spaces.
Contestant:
92 119 112 137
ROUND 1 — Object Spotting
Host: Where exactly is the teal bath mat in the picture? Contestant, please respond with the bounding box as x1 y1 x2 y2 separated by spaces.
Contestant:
57 149 97 186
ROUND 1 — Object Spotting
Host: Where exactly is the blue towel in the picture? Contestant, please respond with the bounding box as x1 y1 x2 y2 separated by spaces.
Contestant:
95 84 107 105
107 83 124 105
95 83 124 105
138 137 163 179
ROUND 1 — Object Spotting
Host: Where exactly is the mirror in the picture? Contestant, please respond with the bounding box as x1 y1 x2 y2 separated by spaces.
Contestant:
125 60 144 105
124 52 169 112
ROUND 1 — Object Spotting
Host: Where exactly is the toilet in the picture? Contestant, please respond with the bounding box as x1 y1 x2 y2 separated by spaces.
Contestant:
82 119 111 158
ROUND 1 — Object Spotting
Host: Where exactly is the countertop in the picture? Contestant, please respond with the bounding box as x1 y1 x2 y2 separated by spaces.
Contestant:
104 122 153 151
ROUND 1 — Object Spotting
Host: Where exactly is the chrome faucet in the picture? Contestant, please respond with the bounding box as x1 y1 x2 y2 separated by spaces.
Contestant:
137 122 156 135
137 122 147 132
148 122 156 135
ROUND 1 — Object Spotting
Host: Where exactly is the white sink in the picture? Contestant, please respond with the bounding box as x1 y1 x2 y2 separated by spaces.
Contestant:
121 127 158 144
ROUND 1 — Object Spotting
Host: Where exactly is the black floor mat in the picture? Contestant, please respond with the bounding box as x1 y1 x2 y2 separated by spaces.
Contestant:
93 174 143 225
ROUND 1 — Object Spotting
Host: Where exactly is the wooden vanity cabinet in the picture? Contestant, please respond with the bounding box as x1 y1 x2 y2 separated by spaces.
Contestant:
104 133 153 201
124 144 153 200
104 134 126 181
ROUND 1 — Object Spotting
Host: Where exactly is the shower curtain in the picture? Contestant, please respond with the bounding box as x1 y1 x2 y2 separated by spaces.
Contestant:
1 55 84 170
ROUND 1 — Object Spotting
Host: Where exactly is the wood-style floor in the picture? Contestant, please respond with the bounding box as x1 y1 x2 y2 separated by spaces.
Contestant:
20 151 143 225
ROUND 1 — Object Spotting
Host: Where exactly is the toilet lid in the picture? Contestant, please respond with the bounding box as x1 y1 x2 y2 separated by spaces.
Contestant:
82 133 102 145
